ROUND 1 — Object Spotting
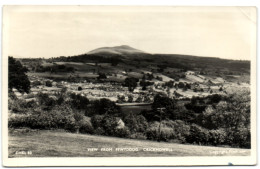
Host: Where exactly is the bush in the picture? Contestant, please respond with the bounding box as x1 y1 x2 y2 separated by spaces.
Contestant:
94 127 105 135
45 81 52 87
70 93 89 110
98 73 107 79
101 115 120 136
8 105 77 132
37 93 57 110
78 86 83 91
91 115 104 129
79 116 94 134
186 124 210 145
117 95 126 103
9 98 36 114
90 99 121 116
146 122 175 142
208 128 227 146
91 115 129 138
114 127 131 138
226 126 251 148
123 113 148 133
129 132 147 140
8 114 31 128
164 120 190 143
146 120 190 143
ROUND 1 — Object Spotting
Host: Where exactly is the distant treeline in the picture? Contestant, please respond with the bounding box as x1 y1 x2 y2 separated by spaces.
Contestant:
35 64 75 73
51 54 122 66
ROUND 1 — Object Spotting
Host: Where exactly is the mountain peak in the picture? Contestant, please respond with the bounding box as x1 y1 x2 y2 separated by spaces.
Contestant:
115 45 133 49
88 45 145 55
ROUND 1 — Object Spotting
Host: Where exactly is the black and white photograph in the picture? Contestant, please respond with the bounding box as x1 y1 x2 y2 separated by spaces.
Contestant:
2 5 257 166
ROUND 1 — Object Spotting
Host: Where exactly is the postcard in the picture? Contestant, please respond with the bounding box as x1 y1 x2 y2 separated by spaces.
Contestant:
2 6 257 166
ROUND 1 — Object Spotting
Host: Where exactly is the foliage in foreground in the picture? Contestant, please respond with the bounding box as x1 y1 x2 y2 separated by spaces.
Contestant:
8 89 251 148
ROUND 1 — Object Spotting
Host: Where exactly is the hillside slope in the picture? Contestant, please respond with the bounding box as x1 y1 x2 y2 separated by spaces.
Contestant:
9 130 250 157
50 45 250 75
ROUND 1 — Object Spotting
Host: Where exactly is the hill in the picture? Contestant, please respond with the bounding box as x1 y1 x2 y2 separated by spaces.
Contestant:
19 45 250 84
88 45 145 55
50 45 250 75
9 130 250 157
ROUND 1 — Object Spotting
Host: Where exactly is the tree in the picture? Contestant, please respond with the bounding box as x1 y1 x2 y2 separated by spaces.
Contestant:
117 95 126 103
78 86 83 91
128 95 133 103
140 78 147 90
45 80 52 87
92 98 121 115
73 111 84 134
98 73 107 80
203 90 250 130
70 93 89 110
151 94 175 121
8 56 31 93
178 82 185 88
37 93 56 110
199 89 250 147
123 77 138 92
123 112 148 133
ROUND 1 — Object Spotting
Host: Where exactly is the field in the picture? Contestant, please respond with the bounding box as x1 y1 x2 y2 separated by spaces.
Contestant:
9 130 250 157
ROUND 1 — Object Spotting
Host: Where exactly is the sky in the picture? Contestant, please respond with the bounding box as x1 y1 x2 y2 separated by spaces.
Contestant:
5 6 256 60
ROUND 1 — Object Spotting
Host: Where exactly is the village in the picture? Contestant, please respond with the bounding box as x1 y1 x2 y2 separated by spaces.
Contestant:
12 69 250 105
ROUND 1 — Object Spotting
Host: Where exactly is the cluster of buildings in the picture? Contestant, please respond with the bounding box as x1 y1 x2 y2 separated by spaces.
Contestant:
13 70 247 103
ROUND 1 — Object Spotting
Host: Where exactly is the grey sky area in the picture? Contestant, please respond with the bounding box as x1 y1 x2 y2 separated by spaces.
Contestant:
6 6 256 60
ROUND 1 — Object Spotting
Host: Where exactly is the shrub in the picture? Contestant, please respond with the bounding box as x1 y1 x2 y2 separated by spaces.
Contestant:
70 93 89 110
129 132 147 140
91 98 121 115
91 115 104 129
123 113 148 133
151 94 175 120
45 81 52 87
37 93 57 110
186 124 210 145
127 95 133 103
208 128 227 146
146 122 175 142
8 114 31 128
226 126 251 148
117 95 126 103
114 127 131 138
146 120 190 143
164 120 190 143
78 86 83 91
9 98 35 114
94 127 105 135
9 105 77 132
98 73 107 79
101 115 120 136
91 115 129 138
79 116 94 134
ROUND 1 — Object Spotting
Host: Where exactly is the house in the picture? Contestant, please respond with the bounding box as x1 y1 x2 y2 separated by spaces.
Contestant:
116 118 125 129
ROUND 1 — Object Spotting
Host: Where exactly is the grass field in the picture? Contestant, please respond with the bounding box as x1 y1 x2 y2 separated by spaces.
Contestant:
9 130 250 157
